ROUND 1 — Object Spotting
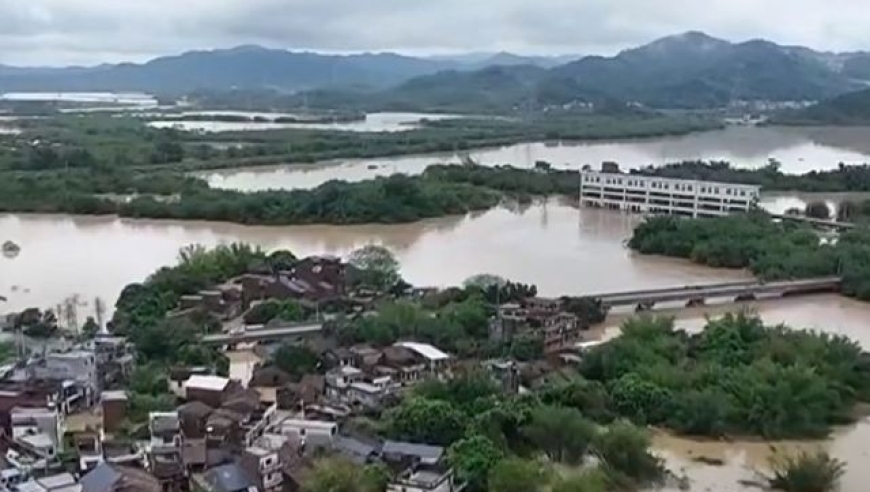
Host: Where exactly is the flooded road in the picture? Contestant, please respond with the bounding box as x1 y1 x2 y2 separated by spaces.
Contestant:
201 126 870 191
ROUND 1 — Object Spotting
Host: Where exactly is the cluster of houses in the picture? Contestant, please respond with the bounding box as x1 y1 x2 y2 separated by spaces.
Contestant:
169 256 357 322
0 331 466 492
0 253 604 492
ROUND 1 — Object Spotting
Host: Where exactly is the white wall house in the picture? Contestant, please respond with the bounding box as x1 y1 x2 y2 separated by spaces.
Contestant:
579 171 760 218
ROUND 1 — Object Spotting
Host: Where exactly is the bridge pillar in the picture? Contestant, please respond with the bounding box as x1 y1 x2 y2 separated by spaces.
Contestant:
735 293 756 302
635 301 655 312
686 297 706 307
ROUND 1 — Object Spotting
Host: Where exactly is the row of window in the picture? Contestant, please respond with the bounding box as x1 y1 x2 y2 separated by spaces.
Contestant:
584 176 755 197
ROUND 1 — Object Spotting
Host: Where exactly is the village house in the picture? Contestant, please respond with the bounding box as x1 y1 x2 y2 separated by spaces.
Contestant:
183 375 236 408
101 390 128 434
238 442 283 492
490 300 583 356
177 401 213 470
279 419 338 448
194 463 257 492
147 446 187 492
380 441 463 492
79 462 162 492
14 472 80 492
175 283 244 322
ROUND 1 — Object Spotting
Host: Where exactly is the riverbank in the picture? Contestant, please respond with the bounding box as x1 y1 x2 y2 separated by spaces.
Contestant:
628 212 870 301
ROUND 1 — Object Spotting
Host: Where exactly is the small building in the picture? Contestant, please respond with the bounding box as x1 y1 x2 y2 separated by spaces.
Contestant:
280 419 337 448
38 350 99 406
16 473 80 492
380 441 445 467
177 401 213 470
239 446 283 492
149 412 181 448
184 375 232 408
196 463 257 492
101 390 128 433
79 462 162 492
394 342 451 375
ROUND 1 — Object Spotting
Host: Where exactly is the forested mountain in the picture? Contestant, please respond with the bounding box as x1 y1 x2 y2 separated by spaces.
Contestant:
771 88 870 125
376 32 861 110
0 46 572 94
1 33 868 110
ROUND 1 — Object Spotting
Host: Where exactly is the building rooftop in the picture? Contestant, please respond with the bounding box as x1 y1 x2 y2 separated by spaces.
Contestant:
19 432 55 450
185 375 231 392
101 390 128 402
79 463 119 492
381 440 444 463
204 463 256 492
394 342 450 361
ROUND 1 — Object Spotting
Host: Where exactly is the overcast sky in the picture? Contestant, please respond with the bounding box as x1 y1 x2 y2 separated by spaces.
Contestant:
2 0 870 66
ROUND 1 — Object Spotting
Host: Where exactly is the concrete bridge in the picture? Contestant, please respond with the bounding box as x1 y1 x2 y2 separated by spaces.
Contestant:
592 277 842 311
201 322 324 346
770 214 855 230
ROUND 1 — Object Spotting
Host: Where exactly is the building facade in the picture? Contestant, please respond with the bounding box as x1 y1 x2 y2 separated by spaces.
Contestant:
579 171 760 218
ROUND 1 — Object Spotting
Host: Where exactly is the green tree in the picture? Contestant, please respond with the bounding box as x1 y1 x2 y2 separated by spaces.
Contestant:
521 406 596 464
385 397 469 446
348 245 401 290
804 201 832 220
81 316 100 338
765 450 845 492
271 343 321 380
487 458 549 492
267 249 298 272
550 470 610 492
592 421 664 487
447 435 505 492
463 274 506 289
302 458 387 492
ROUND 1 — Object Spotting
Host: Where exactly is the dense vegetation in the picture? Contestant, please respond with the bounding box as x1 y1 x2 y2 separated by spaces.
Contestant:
765 450 846 492
0 111 718 174
628 213 870 300
377 371 666 492
0 162 596 225
578 313 870 438
633 160 870 192
771 87 870 125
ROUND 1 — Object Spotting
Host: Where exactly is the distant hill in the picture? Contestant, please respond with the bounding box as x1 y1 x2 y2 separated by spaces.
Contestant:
0 46 463 93
1 34 868 111
357 32 866 111
770 88 870 125
0 46 576 94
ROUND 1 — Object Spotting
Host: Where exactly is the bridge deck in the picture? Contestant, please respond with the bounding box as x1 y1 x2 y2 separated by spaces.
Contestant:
596 277 841 306
202 323 324 344
593 279 759 301
770 214 855 229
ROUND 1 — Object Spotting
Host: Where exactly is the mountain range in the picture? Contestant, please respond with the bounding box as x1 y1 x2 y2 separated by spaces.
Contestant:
0 47 575 94
1 32 870 110
367 32 870 111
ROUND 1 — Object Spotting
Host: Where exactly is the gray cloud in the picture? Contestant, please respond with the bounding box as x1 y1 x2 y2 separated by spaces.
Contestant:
1 0 870 65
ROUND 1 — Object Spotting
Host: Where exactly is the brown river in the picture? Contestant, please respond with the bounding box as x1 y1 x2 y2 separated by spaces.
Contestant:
4 126 870 490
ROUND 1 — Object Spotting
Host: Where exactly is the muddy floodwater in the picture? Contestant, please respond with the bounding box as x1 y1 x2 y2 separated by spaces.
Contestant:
201 126 870 191
587 296 870 492
3 137 870 489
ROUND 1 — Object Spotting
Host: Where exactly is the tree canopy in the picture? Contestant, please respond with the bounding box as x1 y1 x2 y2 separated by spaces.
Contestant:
579 312 870 439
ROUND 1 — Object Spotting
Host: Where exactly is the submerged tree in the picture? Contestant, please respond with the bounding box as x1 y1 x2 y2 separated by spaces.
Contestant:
764 449 845 492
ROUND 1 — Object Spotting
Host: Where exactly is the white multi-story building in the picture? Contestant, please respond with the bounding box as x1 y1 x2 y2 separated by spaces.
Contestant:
579 171 760 218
